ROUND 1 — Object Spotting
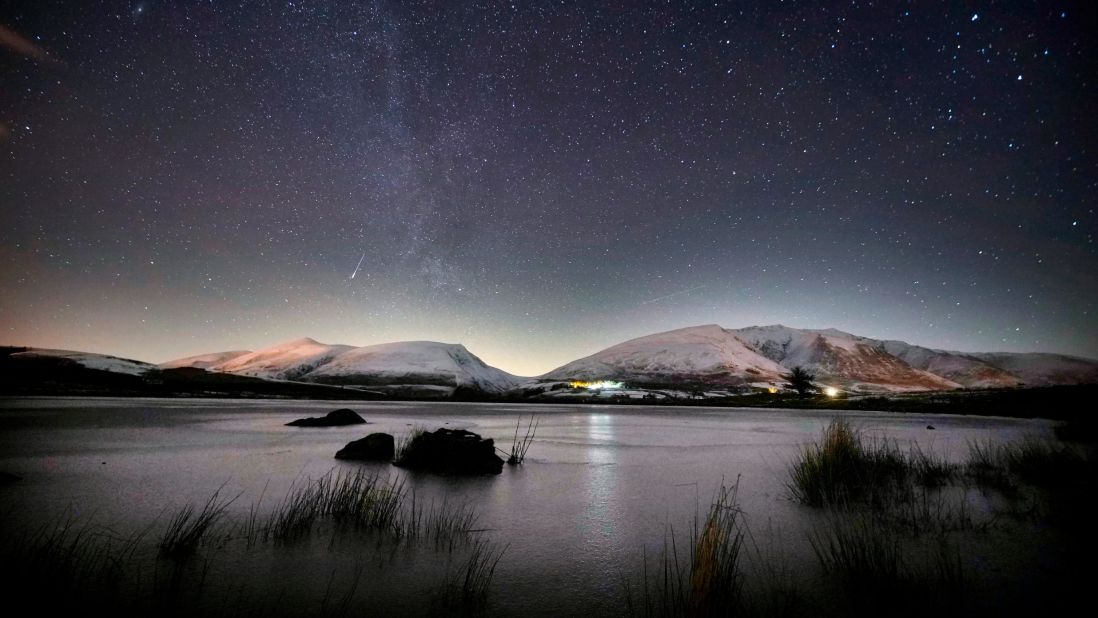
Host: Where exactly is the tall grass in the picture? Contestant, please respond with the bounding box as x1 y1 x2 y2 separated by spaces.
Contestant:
809 511 968 614
444 539 507 614
788 419 912 507
623 482 746 617
809 512 904 589
261 469 479 549
507 415 539 465
788 419 964 509
965 437 1091 489
3 471 493 614
159 484 239 558
394 425 427 465
2 513 146 606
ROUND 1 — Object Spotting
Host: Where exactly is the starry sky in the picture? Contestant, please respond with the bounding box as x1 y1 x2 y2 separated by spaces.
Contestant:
1 1 1095 376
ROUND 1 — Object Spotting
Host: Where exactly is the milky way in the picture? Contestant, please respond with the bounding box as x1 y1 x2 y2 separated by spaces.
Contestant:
1 1 1095 374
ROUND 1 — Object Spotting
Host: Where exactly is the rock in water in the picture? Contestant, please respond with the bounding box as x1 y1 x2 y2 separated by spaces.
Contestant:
394 428 504 475
335 433 395 461
286 408 366 427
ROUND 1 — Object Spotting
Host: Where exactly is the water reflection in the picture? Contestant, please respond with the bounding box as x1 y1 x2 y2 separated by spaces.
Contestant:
581 414 618 555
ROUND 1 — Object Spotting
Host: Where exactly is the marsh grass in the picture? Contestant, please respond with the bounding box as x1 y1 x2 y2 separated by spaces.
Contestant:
3 513 146 603
965 437 1096 528
261 469 479 550
908 443 956 488
507 415 539 465
810 512 903 591
159 484 240 559
888 485 988 536
318 562 365 618
3 470 491 615
394 425 427 465
809 511 968 615
965 438 1092 490
443 539 507 615
405 494 481 552
788 419 932 507
241 480 269 549
623 481 746 617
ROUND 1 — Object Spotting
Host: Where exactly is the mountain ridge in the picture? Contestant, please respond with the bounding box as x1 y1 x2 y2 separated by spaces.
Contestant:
7 323 1098 396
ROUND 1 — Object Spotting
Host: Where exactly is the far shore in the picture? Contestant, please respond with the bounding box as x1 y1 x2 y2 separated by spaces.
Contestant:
1 383 1093 423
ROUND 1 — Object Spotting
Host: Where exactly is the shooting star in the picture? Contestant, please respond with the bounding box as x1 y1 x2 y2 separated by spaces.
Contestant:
641 285 707 305
350 251 366 279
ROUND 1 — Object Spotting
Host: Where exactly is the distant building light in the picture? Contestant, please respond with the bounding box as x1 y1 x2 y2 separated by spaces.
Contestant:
767 387 779 394
570 380 625 390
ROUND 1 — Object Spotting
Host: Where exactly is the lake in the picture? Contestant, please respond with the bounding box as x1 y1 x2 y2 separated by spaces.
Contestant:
0 398 1062 616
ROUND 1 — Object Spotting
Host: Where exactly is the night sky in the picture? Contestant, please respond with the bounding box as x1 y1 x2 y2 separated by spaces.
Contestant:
1 1 1095 376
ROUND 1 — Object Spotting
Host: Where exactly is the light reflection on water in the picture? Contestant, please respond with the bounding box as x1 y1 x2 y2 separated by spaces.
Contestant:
581 413 618 559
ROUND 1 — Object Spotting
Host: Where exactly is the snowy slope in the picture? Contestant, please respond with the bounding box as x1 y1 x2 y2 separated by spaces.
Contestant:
162 337 523 393
306 341 521 393
159 350 252 370
541 324 788 385
732 325 961 392
878 341 1021 388
11 348 157 376
969 352 1098 386
209 338 354 381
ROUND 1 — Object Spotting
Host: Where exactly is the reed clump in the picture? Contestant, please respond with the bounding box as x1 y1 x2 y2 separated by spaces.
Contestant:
809 510 969 616
159 484 238 558
965 438 1091 489
788 419 930 507
507 415 539 465
444 539 507 615
623 481 746 617
394 425 427 465
263 469 477 547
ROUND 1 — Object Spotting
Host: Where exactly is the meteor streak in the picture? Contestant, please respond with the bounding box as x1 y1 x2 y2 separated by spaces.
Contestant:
641 285 707 305
350 251 366 279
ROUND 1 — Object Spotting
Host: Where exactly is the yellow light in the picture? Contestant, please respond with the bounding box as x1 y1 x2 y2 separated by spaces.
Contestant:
767 387 778 394
570 380 624 390
824 386 839 398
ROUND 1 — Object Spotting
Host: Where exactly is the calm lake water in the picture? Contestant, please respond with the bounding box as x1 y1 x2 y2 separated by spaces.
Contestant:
0 397 1055 616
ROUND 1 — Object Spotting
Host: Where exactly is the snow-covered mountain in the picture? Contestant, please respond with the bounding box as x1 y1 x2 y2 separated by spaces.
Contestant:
10 325 1098 397
732 325 961 392
159 350 252 370
541 325 788 387
305 341 521 394
543 324 1098 393
877 340 1020 388
208 337 355 381
166 337 521 394
10 348 158 376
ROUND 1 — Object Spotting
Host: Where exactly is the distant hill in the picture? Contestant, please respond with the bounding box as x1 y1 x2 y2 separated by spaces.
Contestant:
5 324 1096 400
164 338 522 396
538 324 1098 393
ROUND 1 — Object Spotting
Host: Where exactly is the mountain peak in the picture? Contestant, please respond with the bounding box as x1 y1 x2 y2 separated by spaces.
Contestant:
277 336 324 347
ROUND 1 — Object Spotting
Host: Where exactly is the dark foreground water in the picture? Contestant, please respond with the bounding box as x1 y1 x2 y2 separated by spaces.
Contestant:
0 398 1058 615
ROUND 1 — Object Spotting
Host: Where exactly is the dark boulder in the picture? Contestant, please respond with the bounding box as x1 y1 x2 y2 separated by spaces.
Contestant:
394 428 504 475
335 433 396 461
286 408 367 427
